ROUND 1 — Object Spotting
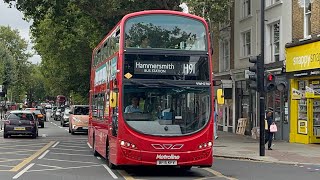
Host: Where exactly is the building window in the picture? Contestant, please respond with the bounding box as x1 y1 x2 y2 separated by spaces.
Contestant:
241 31 251 57
270 22 280 62
266 0 280 7
219 39 230 72
304 0 311 38
242 0 251 18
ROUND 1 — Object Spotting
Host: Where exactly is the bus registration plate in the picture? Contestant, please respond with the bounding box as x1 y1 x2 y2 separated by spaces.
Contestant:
156 160 177 165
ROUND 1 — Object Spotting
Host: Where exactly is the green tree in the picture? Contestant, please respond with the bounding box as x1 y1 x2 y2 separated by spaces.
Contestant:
0 26 32 102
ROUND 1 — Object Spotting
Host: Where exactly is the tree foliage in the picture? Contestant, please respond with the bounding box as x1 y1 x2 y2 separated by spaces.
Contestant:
3 0 230 103
0 26 32 102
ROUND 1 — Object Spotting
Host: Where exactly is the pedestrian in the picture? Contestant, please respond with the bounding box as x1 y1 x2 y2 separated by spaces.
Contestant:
214 111 218 140
265 108 274 150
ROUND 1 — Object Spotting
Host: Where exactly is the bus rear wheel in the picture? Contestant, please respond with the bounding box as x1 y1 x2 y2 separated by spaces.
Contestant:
92 134 99 156
106 141 116 169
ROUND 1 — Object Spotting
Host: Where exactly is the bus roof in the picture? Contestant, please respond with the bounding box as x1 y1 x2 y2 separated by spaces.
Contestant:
93 10 208 53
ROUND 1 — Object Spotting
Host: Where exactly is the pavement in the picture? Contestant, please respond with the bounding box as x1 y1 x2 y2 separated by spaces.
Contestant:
213 131 320 165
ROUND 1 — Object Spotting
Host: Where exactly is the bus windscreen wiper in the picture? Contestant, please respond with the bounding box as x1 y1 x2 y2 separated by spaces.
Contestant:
125 79 157 88
157 81 199 91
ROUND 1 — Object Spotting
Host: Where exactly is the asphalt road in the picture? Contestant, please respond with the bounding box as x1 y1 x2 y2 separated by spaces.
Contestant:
0 114 318 180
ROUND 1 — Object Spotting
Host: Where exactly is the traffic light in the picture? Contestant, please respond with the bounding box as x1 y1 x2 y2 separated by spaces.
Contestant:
265 73 276 92
248 55 263 92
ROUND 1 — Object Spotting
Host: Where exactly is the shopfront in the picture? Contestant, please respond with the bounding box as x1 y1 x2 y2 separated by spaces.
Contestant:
286 39 320 144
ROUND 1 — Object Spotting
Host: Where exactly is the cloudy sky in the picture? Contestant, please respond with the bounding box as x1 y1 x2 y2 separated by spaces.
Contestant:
0 2 41 64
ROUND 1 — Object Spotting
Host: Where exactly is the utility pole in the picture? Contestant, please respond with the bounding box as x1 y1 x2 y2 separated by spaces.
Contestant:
259 0 266 156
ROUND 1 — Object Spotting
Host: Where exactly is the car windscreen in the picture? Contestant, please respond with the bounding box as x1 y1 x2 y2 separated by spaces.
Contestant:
8 113 34 121
74 107 89 115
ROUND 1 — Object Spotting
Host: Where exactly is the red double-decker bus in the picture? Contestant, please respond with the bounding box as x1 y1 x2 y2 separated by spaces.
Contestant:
88 10 214 169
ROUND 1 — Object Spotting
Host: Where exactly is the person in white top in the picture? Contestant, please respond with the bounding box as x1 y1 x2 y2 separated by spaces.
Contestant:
125 97 142 113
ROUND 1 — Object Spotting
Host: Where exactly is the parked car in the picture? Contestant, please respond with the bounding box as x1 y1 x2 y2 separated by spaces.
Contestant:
25 108 45 128
69 105 89 134
61 108 70 127
3 110 38 138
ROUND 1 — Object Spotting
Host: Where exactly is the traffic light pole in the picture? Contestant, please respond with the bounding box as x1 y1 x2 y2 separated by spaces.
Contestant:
259 0 265 156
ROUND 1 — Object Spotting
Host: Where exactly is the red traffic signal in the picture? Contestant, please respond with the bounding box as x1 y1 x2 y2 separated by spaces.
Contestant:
267 74 275 81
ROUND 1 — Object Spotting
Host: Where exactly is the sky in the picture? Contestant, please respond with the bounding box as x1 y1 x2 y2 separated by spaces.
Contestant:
0 2 41 64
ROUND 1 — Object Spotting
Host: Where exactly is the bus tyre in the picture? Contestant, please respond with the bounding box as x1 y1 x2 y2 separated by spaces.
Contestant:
93 135 99 156
106 142 116 169
180 166 192 170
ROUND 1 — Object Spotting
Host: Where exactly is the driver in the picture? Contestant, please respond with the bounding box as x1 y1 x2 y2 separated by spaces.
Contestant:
125 97 142 113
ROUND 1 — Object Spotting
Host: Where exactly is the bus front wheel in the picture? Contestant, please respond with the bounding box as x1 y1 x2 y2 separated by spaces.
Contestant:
106 141 116 169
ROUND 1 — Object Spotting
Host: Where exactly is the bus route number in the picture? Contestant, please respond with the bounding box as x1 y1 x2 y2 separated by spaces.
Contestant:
183 63 195 75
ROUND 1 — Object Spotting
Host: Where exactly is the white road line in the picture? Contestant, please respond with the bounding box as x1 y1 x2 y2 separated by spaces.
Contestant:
97 157 101 160
12 163 35 179
52 148 88 152
38 150 50 160
27 164 102 172
315 169 319 171
37 164 62 169
52 141 60 148
50 152 92 156
87 142 93 149
59 126 62 128
42 158 99 164
57 144 88 149
102 164 118 179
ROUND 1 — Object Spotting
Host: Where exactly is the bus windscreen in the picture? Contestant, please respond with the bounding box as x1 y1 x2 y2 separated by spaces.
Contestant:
124 14 207 51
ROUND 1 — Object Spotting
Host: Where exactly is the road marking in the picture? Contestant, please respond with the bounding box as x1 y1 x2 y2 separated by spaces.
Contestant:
10 141 55 172
12 163 34 179
97 157 101 160
102 164 118 179
0 159 25 163
50 152 92 156
37 164 61 169
26 164 101 172
87 142 92 149
52 141 60 148
1 150 37 154
59 126 62 128
56 144 88 149
204 168 238 180
118 170 135 180
2 143 48 148
52 148 88 152
299 166 304 168
38 150 50 159
315 169 319 171
0 164 14 167
42 158 99 164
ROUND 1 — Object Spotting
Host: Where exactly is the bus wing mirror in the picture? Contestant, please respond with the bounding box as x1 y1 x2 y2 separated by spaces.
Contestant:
110 91 117 108
217 89 225 105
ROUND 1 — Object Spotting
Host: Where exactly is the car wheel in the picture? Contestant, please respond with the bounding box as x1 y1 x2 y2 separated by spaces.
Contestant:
68 127 71 133
3 133 8 138
32 133 37 139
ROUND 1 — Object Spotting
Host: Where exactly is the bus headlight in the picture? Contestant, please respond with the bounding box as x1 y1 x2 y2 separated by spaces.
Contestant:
198 141 213 149
120 140 137 149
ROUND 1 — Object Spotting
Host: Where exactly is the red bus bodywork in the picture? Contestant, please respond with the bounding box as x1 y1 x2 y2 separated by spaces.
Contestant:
88 10 214 168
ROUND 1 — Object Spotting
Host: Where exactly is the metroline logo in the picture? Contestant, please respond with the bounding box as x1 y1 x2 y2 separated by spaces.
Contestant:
156 154 180 160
